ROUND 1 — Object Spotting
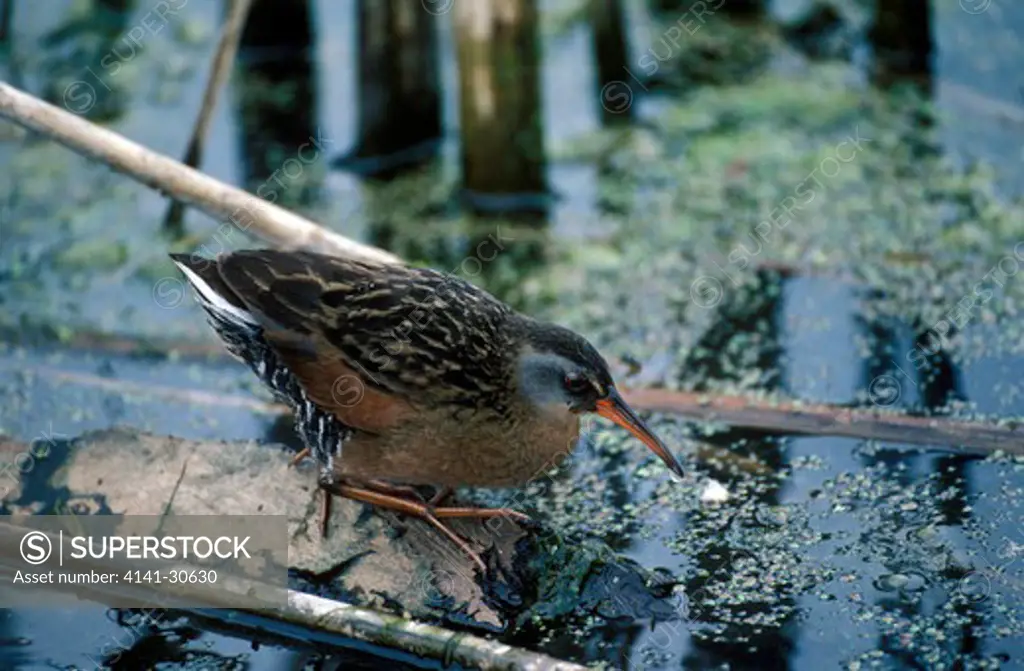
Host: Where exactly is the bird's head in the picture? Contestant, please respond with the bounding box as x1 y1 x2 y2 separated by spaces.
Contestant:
515 320 685 478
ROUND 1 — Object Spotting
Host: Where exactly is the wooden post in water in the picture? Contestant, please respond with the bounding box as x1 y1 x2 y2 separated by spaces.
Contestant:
454 0 547 214
237 0 318 208
0 0 13 48
346 0 441 178
590 0 633 124
868 0 933 92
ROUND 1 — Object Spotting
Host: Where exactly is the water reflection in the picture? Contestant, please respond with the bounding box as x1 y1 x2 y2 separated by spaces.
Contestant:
590 0 632 125
679 269 795 669
335 0 442 180
39 0 135 122
856 267 991 665
454 0 549 216
236 0 319 209
0 0 13 47
869 0 934 94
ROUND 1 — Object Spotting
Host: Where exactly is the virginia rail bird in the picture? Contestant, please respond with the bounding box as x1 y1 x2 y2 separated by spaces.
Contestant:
171 249 684 571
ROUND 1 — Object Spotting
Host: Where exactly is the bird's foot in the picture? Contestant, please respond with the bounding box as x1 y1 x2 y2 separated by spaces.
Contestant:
362 482 455 510
289 447 311 467
316 470 338 540
322 481 489 574
362 482 459 512
287 450 331 536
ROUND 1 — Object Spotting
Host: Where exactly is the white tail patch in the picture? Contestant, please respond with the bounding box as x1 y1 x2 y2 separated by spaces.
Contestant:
173 260 258 327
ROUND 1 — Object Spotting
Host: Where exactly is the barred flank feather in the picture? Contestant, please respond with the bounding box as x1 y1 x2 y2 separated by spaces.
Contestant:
171 253 350 481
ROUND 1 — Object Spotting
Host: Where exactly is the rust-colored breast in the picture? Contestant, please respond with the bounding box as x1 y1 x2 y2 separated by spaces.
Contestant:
337 403 583 488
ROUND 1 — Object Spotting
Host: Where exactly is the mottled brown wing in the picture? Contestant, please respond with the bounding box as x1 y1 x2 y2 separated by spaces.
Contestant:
214 250 517 423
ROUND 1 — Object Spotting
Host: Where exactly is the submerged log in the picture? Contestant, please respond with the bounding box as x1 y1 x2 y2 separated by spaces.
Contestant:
2 428 519 629
0 428 674 666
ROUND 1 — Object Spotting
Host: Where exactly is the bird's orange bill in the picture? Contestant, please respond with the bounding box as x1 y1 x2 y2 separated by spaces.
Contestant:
596 389 685 478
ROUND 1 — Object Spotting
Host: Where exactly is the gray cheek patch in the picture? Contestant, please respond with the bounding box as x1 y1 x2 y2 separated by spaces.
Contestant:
516 352 576 408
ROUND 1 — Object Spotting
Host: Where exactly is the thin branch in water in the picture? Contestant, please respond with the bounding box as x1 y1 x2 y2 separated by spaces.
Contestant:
163 0 254 236
11 364 287 414
0 323 234 361
623 387 1024 455
30 358 1019 457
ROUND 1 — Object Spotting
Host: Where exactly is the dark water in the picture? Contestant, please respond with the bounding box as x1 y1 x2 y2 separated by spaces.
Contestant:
2 0 1024 669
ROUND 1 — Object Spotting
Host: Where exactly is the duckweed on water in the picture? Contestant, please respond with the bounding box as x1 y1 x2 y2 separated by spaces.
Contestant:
2 3 1024 668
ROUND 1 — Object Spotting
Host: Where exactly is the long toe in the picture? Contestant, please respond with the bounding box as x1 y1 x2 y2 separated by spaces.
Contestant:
431 505 536 527
365 479 429 503
289 448 311 468
328 480 488 575
511 512 542 532
419 513 487 574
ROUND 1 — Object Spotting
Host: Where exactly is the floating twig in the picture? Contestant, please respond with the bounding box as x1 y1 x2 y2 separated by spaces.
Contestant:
163 0 254 236
16 357 1020 456
0 323 233 361
623 387 1024 455
6 364 287 414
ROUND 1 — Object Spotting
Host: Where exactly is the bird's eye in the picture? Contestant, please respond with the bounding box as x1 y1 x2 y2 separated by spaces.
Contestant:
564 373 591 394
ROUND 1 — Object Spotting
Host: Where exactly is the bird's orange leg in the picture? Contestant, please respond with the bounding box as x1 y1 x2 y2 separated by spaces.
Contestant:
357 482 532 526
287 449 329 537
324 482 488 573
365 479 429 502
319 489 331 539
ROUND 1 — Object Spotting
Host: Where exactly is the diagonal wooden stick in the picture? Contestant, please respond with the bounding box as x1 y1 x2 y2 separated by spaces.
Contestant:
0 82 400 266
